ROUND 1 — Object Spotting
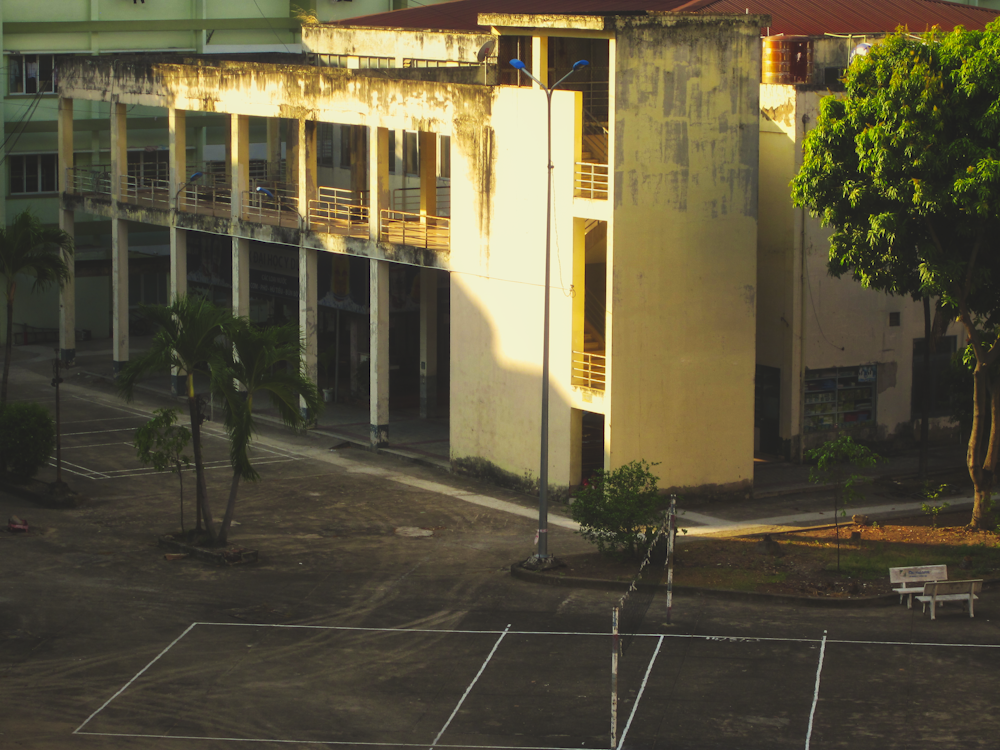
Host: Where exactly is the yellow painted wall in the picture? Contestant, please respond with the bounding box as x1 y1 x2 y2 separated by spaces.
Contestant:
608 17 761 494
449 86 578 490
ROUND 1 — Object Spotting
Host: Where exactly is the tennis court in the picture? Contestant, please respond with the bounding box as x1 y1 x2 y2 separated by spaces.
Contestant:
72 621 1000 749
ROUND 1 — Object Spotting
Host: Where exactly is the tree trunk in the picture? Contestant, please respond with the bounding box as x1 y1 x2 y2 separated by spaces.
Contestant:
2 288 16 408
919 295 931 481
966 363 997 529
188 391 217 544
175 459 185 534
217 469 241 546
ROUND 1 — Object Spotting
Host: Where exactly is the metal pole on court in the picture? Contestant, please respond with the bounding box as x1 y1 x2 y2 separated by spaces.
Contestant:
611 606 619 750
666 494 677 623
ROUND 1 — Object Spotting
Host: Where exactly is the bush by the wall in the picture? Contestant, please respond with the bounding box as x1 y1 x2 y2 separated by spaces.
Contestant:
570 459 663 558
0 402 55 480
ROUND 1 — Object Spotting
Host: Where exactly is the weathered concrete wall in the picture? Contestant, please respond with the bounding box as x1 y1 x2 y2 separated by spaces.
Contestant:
449 86 578 491
304 26 493 64
608 15 762 495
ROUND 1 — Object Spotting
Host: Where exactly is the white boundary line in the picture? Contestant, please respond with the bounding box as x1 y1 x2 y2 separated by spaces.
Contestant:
71 732 577 750
804 630 827 750
616 634 663 750
429 624 511 748
74 622 198 734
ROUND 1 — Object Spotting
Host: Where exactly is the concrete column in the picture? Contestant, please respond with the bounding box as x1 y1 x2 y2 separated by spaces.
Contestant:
170 227 187 395
572 218 586 354
110 101 127 201
299 246 318 420
266 118 281 176
286 119 299 186
419 268 438 418
58 98 76 364
350 315 361 398
112 219 129 373
532 36 549 87
418 131 437 218
232 237 249 318
169 108 186 209
230 114 249 221
368 126 389 242
369 259 389 447
297 119 317 227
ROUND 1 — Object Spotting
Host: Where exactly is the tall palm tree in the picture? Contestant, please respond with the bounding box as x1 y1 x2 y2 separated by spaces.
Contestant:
0 209 74 407
212 318 321 545
117 295 233 545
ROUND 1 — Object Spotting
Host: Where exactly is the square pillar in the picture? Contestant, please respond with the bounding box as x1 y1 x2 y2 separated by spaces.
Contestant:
230 114 249 220
419 268 438 418
169 108 187 209
58 98 76 364
532 36 549 87
112 219 129 373
297 119 317 227
110 102 127 201
419 131 437 218
170 227 188 395
299 246 318 420
368 126 390 242
370 259 389 447
286 120 299 186
232 237 249 318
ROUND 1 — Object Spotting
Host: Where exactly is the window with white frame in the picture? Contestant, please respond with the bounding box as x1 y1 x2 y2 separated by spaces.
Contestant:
9 154 58 194
8 54 69 95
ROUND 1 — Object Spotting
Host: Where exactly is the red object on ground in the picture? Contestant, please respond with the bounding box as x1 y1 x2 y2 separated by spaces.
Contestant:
8 516 29 533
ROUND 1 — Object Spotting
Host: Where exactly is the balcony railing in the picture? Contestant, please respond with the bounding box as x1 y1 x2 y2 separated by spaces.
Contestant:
379 209 450 251
391 183 451 217
241 181 300 228
120 174 172 209
178 184 231 217
66 166 112 196
572 351 606 391
576 162 609 200
308 187 369 237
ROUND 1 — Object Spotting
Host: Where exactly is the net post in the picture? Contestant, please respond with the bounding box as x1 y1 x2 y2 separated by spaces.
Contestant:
611 606 619 750
666 494 677 624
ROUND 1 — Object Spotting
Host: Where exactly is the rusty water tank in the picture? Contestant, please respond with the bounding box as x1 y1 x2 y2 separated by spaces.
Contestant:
762 36 814 85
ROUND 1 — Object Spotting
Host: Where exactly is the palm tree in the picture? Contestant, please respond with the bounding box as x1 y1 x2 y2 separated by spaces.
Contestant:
0 209 74 407
117 295 233 545
212 318 321 545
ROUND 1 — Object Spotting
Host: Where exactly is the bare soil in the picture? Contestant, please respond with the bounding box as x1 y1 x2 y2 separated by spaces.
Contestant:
546 510 1000 598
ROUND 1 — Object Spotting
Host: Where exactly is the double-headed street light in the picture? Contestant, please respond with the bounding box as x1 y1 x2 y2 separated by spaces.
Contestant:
510 58 589 567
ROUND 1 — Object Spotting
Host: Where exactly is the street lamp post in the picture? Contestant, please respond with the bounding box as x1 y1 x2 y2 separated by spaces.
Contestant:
510 57 589 567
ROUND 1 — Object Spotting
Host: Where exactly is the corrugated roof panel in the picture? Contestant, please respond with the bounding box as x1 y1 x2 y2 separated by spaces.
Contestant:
330 0 998 35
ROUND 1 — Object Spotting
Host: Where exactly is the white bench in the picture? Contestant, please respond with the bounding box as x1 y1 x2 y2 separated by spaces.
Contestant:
890 565 947 609
916 580 982 620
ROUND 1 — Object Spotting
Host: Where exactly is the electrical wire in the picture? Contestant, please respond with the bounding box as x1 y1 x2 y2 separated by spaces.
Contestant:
251 0 292 54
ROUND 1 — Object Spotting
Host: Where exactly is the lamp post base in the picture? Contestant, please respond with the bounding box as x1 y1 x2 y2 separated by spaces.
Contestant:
520 554 564 572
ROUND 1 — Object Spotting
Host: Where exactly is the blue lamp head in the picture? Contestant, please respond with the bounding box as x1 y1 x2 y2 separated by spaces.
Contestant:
189 171 203 181
509 59 526 70
572 60 590 71
256 186 275 199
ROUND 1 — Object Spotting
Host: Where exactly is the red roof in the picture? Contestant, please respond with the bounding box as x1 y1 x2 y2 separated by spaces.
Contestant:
330 0 998 35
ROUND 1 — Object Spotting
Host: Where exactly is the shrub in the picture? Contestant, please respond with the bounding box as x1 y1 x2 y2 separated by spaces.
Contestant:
570 459 663 558
0 401 55 480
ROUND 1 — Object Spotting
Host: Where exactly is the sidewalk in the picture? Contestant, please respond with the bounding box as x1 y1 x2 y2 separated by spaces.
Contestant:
3 336 973 538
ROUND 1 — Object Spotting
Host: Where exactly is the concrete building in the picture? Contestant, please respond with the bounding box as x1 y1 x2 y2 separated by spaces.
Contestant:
53 9 764 499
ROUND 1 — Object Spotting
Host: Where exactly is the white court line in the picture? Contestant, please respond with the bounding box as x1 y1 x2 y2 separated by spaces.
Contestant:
74 623 197 734
63 427 137 436
804 631 827 750
429 624 511 748
48 458 111 479
616 634 663 750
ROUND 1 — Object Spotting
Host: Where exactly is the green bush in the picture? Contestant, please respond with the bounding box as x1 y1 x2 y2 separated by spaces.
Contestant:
570 459 663 558
0 402 55 480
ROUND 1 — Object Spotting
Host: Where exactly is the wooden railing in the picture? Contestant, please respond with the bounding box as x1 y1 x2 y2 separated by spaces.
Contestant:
576 162 609 200
572 351 606 391
379 209 450 251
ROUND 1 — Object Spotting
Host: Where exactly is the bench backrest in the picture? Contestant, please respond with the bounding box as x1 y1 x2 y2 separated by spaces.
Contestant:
923 580 982 596
890 564 947 585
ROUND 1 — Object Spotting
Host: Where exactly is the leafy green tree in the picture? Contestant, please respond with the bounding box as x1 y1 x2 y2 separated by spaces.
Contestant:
792 23 1000 529
0 209 74 407
570 459 663 558
134 408 192 534
211 318 321 545
0 401 55 480
117 295 233 544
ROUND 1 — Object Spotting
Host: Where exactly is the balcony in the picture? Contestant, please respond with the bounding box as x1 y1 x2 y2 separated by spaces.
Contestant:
242 181 299 229
379 210 450 252
572 351 606 391
308 187 369 238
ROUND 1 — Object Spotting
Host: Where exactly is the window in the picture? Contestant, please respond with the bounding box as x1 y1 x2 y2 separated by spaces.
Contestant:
339 125 353 169
912 336 957 418
439 135 451 178
9 54 67 95
318 123 335 169
126 150 169 183
10 154 58 194
388 130 396 174
403 131 418 176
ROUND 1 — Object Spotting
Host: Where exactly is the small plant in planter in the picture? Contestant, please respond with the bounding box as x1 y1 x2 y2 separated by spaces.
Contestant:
570 459 663 559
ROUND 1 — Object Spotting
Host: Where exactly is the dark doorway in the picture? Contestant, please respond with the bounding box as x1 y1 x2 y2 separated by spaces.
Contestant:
755 365 782 456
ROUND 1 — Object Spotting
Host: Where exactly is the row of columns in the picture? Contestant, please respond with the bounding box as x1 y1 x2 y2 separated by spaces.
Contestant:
57 98 441 448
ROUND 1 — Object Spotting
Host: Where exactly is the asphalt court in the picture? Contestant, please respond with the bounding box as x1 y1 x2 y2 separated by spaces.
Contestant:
71 623 1000 749
52 393 301 480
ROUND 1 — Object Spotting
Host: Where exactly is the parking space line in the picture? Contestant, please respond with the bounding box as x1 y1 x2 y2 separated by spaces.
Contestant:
804 631 827 750
48 458 110 479
615 634 664 750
